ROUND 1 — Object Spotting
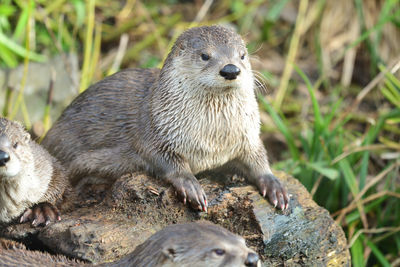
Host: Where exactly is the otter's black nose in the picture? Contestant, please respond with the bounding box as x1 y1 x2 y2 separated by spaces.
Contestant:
0 150 10 167
219 64 241 80
245 252 259 267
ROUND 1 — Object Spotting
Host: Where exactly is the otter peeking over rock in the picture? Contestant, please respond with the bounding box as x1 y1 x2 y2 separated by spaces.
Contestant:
112 221 260 267
0 222 260 267
42 25 289 212
0 118 70 226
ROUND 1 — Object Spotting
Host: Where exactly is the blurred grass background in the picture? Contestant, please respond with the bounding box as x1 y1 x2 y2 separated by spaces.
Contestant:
0 0 399 265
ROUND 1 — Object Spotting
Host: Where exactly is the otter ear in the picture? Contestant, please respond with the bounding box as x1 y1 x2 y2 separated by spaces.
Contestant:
23 132 31 143
178 42 186 51
162 246 177 261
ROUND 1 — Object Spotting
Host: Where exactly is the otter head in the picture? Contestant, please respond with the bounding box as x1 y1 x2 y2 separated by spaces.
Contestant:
0 118 32 180
128 222 261 267
162 25 254 94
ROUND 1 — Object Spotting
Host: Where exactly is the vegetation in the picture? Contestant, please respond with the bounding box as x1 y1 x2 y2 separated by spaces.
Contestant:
1 0 399 266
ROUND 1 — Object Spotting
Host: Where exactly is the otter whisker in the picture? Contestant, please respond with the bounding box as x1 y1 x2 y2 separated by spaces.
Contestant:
252 70 270 95
249 42 264 55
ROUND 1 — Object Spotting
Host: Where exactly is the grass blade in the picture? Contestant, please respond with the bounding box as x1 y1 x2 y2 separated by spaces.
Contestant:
361 235 391 267
79 0 95 93
259 95 300 160
305 161 339 180
351 235 365 267
0 31 45 62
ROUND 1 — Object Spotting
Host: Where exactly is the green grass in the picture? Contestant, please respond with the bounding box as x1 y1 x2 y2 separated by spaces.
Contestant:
1 0 399 265
260 65 399 266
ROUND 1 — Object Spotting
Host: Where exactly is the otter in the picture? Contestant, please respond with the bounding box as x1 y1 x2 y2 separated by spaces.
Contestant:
42 25 289 211
112 221 260 267
0 222 260 267
0 117 70 226
0 237 81 266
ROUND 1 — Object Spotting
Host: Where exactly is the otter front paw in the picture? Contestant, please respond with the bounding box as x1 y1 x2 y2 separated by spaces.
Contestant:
20 202 61 227
256 174 290 210
170 175 208 212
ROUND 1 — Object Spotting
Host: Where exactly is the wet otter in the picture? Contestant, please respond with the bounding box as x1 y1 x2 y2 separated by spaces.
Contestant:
42 25 289 211
0 117 70 226
0 222 260 267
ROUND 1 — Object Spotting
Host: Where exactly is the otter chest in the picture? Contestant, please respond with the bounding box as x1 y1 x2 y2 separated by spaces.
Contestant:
171 102 258 174
0 172 48 222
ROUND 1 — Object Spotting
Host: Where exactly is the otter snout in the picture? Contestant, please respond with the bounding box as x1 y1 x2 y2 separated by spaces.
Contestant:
220 64 241 80
245 252 259 267
0 150 10 167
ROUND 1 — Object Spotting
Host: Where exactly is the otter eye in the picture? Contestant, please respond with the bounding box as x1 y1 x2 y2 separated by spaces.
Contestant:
241 54 245 60
13 142 18 149
213 249 225 256
201 53 210 61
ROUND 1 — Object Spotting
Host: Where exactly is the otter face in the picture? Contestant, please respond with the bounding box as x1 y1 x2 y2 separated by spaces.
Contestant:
160 223 260 267
0 118 31 179
167 25 254 94
165 238 261 267
129 222 261 267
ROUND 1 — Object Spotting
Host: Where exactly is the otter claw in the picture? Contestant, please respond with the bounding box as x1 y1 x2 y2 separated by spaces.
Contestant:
257 174 289 210
20 202 61 227
171 176 208 212
203 199 207 212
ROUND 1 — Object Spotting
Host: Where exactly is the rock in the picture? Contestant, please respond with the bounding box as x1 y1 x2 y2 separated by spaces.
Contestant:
0 171 350 266
0 53 79 122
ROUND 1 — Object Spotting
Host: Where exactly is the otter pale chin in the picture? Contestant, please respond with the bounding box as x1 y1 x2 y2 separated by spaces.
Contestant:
0 117 70 226
42 25 290 211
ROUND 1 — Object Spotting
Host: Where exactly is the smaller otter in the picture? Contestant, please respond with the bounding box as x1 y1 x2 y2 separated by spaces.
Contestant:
114 221 260 267
0 117 70 226
0 222 260 267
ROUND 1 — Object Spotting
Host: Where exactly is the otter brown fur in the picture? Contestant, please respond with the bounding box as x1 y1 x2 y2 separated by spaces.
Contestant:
42 25 289 211
0 238 81 266
0 222 260 267
0 117 70 226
